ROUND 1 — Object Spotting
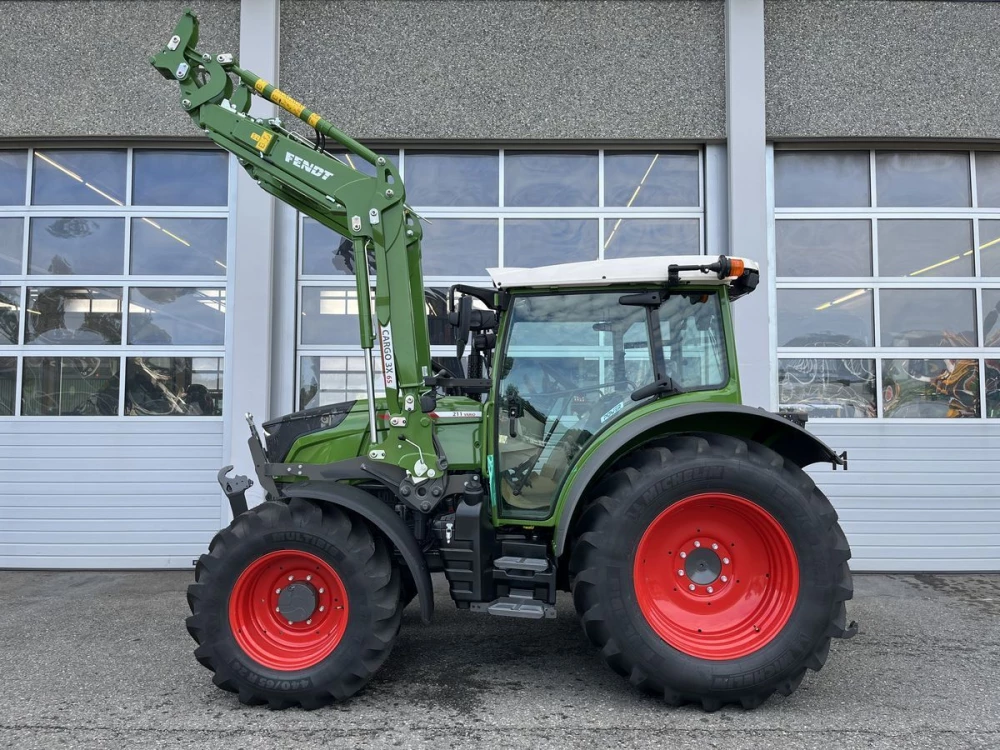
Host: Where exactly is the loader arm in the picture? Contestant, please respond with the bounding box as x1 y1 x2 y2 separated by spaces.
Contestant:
150 10 442 481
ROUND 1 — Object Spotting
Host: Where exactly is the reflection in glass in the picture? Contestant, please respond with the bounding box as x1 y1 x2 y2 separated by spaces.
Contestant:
883 359 979 418
778 358 876 418
0 218 23 275
604 152 700 207
0 151 27 205
125 357 223 416
0 357 14 415
875 151 971 208
981 290 1000 346
0 287 20 345
774 151 870 208
31 150 126 206
603 218 699 258
422 219 498 276
879 289 976 347
777 289 873 347
128 288 226 346
300 288 361 346
976 152 1000 208
21 356 120 416
25 287 122 345
405 152 499 206
504 219 598 267
132 150 228 206
131 217 227 276
775 220 871 277
301 218 356 276
504 152 598 207
28 217 125 275
985 360 1000 418
979 220 1000 277
299 355 384 410
878 220 972 277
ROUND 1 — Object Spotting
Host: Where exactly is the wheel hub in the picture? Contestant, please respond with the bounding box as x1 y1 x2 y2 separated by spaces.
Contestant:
684 547 722 585
277 582 318 623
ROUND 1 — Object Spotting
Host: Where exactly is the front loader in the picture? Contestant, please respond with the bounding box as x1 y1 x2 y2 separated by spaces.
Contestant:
151 10 856 711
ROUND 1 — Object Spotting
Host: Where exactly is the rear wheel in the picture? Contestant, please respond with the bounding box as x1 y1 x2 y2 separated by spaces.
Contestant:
186 498 401 709
569 433 853 710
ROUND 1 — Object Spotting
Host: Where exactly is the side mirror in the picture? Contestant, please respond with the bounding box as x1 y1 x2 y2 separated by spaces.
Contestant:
449 294 474 360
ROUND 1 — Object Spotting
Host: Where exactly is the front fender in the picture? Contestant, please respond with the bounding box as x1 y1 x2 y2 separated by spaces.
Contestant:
553 404 845 556
279 480 433 624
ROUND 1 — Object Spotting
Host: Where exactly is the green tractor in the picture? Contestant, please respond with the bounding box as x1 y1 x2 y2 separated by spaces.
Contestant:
152 11 856 711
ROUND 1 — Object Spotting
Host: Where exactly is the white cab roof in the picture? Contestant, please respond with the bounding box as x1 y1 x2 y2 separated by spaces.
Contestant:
487 256 759 290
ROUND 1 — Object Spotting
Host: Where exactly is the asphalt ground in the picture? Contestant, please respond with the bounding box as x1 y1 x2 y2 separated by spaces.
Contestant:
0 571 997 750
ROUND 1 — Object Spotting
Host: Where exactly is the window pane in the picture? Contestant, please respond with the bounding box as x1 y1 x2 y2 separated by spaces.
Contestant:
422 219 498 276
404 152 498 206
875 151 971 208
883 359 980 418
778 358 876 418
774 151 870 208
130 217 227 276
28 217 125 275
32 150 126 206
301 218 355 276
981 290 1000 346
504 152 598 207
975 152 1000 208
299 355 383 410
877 220 973 278
0 151 27 205
660 293 728 389
25 287 122 345
21 356 120 416
128 287 225 346
604 152 699 207
985 360 1000 418
603 218 699 258
879 289 976 347
777 289 874 347
0 287 21 345
0 218 24 275
0 357 14 415
775 220 871 277
979 220 1000 277
300 288 361 346
125 357 223 416
504 219 598 267
132 150 228 206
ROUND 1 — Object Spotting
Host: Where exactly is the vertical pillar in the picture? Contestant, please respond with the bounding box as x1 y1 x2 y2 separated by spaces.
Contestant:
724 0 771 409
224 0 281 512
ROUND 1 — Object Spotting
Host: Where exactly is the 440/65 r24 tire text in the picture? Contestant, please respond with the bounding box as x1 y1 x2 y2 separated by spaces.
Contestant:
186 498 402 709
569 433 854 710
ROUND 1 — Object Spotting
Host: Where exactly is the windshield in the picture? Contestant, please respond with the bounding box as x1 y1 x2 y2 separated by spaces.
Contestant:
496 289 727 519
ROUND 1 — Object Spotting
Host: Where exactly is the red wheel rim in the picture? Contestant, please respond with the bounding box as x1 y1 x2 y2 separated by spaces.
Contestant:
229 550 349 671
633 493 799 660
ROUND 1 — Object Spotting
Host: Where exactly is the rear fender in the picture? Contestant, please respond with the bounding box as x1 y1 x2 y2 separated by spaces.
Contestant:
279 481 433 623
553 404 845 556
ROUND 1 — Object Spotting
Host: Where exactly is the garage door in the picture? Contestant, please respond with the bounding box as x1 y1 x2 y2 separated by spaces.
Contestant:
0 147 230 568
773 147 1000 571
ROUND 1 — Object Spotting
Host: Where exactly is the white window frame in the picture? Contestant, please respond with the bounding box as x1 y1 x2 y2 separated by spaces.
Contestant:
769 144 1000 423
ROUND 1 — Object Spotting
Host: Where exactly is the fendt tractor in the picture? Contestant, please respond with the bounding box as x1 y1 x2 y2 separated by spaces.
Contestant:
152 11 857 711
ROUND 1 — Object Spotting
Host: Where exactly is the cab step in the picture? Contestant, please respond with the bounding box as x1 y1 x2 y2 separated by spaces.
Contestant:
470 589 557 619
493 556 549 572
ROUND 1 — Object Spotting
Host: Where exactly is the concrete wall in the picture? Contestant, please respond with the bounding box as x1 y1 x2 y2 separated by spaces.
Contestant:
280 0 726 141
765 0 1000 140
1 1 239 138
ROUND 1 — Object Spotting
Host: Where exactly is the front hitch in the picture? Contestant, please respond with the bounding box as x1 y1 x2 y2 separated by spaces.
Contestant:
217 465 252 517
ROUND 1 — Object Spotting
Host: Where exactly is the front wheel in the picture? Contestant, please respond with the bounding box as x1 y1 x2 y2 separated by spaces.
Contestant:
186 498 402 709
569 433 854 710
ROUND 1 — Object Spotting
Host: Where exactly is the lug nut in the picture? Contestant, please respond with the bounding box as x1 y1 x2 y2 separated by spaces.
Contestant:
288 575 294 581
677 570 685 576
711 543 719 550
707 586 714 593
275 606 280 612
721 576 728 583
679 551 687 559
306 575 312 582
723 557 730 565
275 588 281 594
306 619 312 625
694 541 701 548
319 588 325 594
688 584 696 591
287 620 294 626
319 606 325 612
